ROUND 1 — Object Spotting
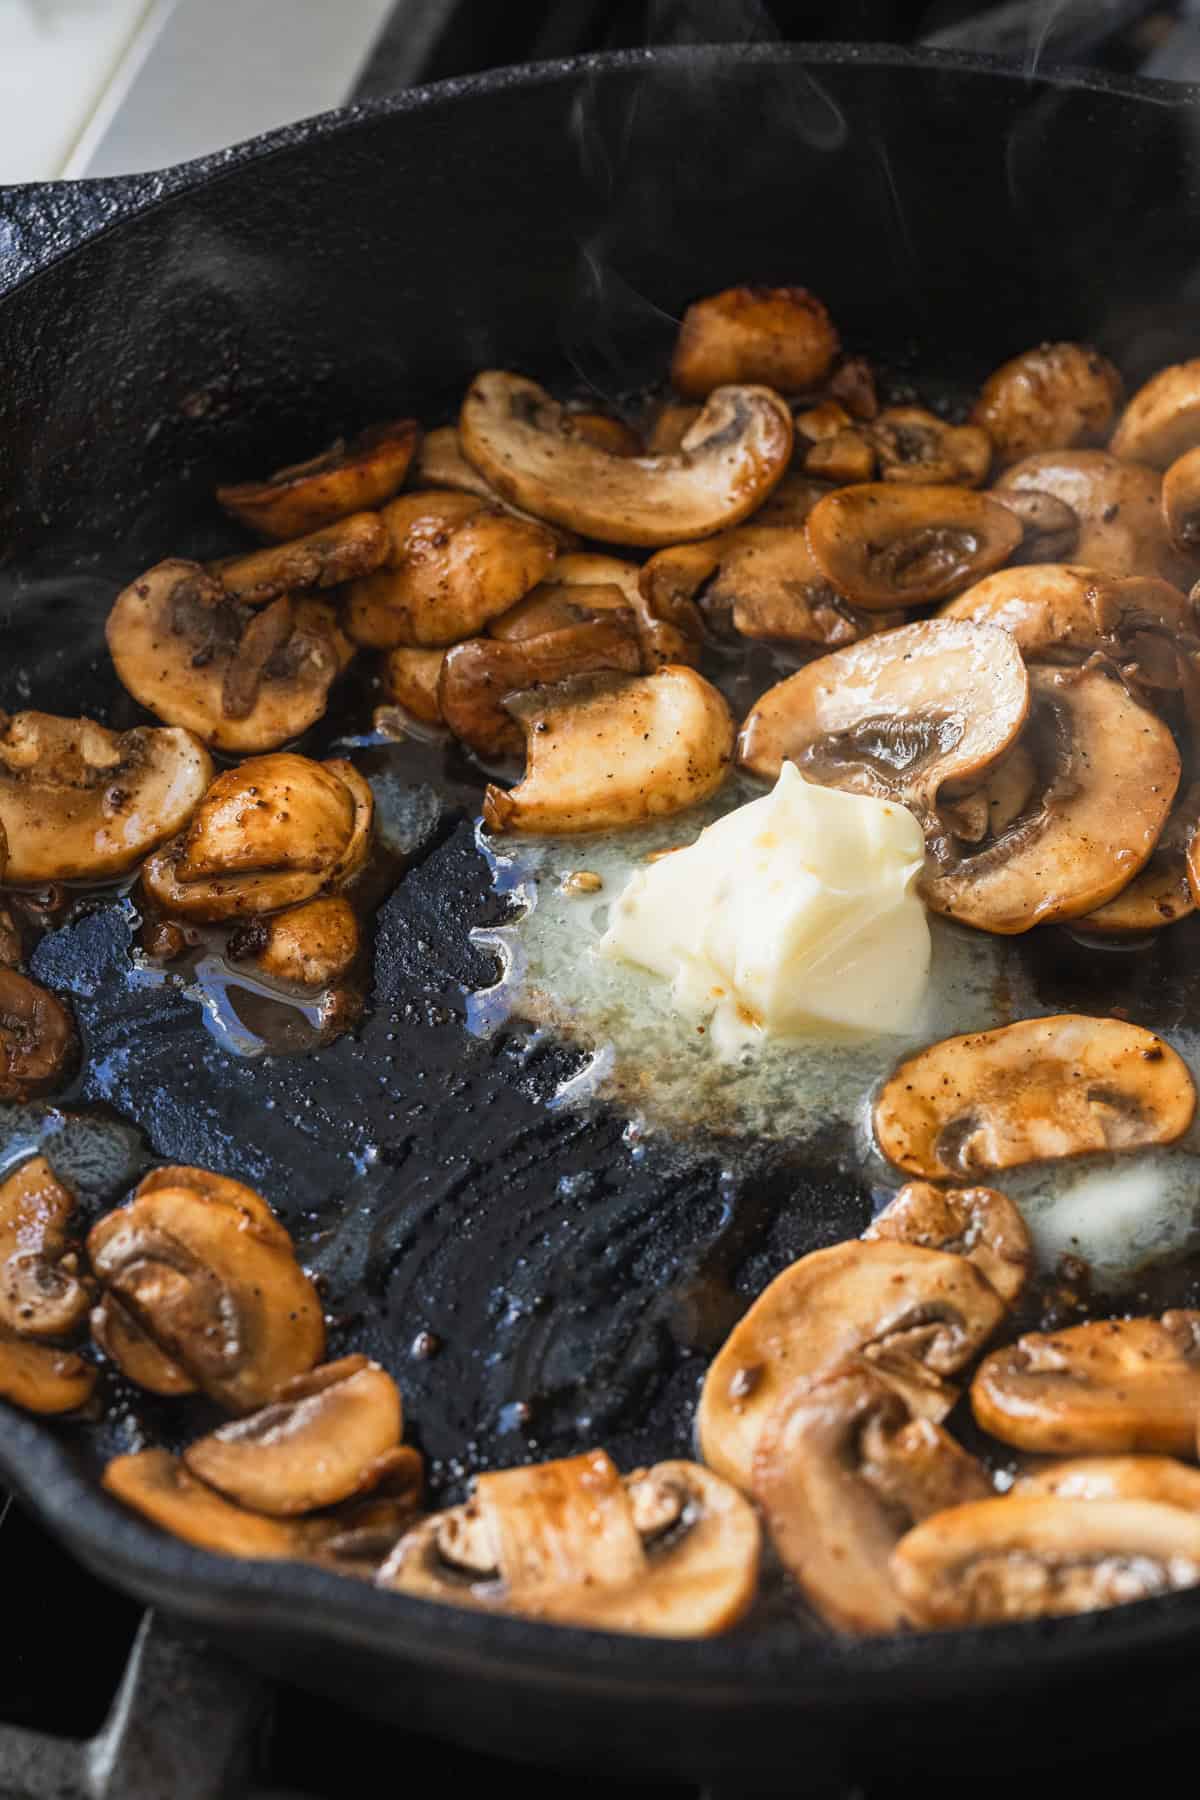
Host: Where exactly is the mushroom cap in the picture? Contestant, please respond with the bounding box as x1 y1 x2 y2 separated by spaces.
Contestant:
891 1495 1200 1626
483 666 734 836
216 419 420 541
1161 444 1200 550
1111 358 1200 468
343 490 559 649
752 1365 991 1635
670 285 839 398
213 512 389 607
103 1449 322 1560
106 561 354 754
0 1154 89 1341
495 551 704 669
736 619 1029 825
864 1180 1032 1307
870 407 992 488
1083 779 1200 934
184 1355 403 1516
133 1163 293 1245
992 451 1199 588
697 1239 1006 1490
1016 1454 1200 1508
940 564 1195 667
87 1179 325 1414
995 488 1081 563
970 343 1122 468
439 619 643 758
804 484 1023 608
0 709 213 881
875 1014 1194 1181
380 647 447 725
459 372 793 547
923 666 1181 934
230 894 360 989
0 1331 96 1414
379 1451 760 1638
971 1313 1200 1457
0 970 78 1102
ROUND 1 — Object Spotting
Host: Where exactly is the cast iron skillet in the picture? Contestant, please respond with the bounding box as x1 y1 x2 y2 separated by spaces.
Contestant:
4 43 1200 1789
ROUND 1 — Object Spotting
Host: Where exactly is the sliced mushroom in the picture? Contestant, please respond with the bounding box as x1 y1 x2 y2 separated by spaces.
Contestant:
106 561 354 754
414 425 581 546
970 343 1122 468
379 1451 760 1638
992 451 1199 589
0 1155 89 1340
439 620 643 758
0 708 213 881
994 488 1080 563
938 745 1037 846
1111 358 1200 468
645 404 702 454
459 372 792 547
1162 443 1200 551
0 904 21 968
875 1015 1194 1181
1016 1454 1200 1508
216 419 419 540
972 1313 1200 1457
563 411 641 456
864 1180 1031 1306
803 428 877 486
213 513 389 607
380 647 446 725
91 1295 195 1396
495 552 703 670
1082 780 1200 934
88 1175 325 1413
892 1495 1200 1626
697 1239 1006 1490
871 407 991 488
941 563 1195 675
923 666 1181 933
142 753 372 922
343 490 558 649
133 1163 294 1244
670 285 839 398
483 666 734 835
752 1365 991 1634
0 1333 96 1414
227 894 360 989
736 619 1029 836
183 1355 402 1516
805 484 1023 608
751 471 833 529
103 1449 325 1559
0 971 78 1102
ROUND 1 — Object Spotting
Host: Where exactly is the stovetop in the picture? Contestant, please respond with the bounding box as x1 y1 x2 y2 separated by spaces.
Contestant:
5 4 1200 1796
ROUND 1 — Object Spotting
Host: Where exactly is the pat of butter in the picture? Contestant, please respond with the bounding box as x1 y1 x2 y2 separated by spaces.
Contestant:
598 763 930 1050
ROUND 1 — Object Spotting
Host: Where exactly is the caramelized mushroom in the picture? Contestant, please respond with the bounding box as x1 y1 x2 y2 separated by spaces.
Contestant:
1082 781 1200 934
1111 358 1200 468
104 1449 324 1559
380 647 447 725
495 552 704 669
459 372 793 547
0 709 212 880
0 1334 96 1414
995 488 1080 563
564 411 641 456
864 1180 1032 1307
142 753 372 922
972 1313 1200 1456
892 1495 1200 1625
752 1365 991 1634
1162 444 1200 550
0 1156 89 1340
414 425 581 546
88 1171 325 1413
217 420 419 540
923 667 1181 933
752 471 833 529
0 904 21 968
439 620 642 758
343 490 558 649
0 971 78 1101
670 285 839 397
805 484 1023 608
697 1239 1006 1490
938 745 1037 846
993 451 1199 589
871 407 991 488
875 1015 1194 1181
970 343 1122 467
645 403 702 454
1016 1454 1200 1508
184 1355 403 1516
91 1295 195 1396
227 895 360 989
941 564 1195 674
483 667 734 835
379 1451 760 1638
106 561 354 754
214 513 389 607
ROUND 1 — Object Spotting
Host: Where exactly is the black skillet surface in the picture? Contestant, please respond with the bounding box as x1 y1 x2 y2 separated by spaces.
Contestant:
5 44 1200 1789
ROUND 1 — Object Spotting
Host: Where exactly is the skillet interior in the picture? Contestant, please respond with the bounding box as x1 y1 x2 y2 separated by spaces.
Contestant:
5 44 1200 1783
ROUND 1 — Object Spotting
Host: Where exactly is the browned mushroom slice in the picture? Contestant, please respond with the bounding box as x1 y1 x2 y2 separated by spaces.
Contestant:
227 894 360 989
697 1239 1006 1490
670 285 839 397
1081 781 1200 934
483 667 734 835
107 562 354 754
875 1015 1194 1181
871 407 992 488
805 484 1022 608
752 1366 991 1634
0 970 77 1102
142 753 371 922
459 372 792 547
439 621 643 758
941 564 1195 670
0 904 21 968
91 1295 195 1396
214 513 389 607
1016 1454 1200 1508
494 552 704 670
796 407 878 485
864 1181 1031 1307
995 488 1080 563
736 619 1029 833
972 1313 1200 1457
379 1451 760 1638
751 471 834 528
0 708 213 881
104 1449 327 1559
1161 441 1200 553
216 419 419 540
0 1332 96 1414
892 1495 1200 1626
938 745 1037 846
970 343 1122 468
132 1163 294 1244
1111 358 1200 467
184 1355 403 1516
413 425 581 547
923 667 1181 933
0 1155 88 1340
88 1178 325 1413
992 451 1199 589
380 647 446 725
343 490 558 649
645 403 702 454
563 411 641 456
